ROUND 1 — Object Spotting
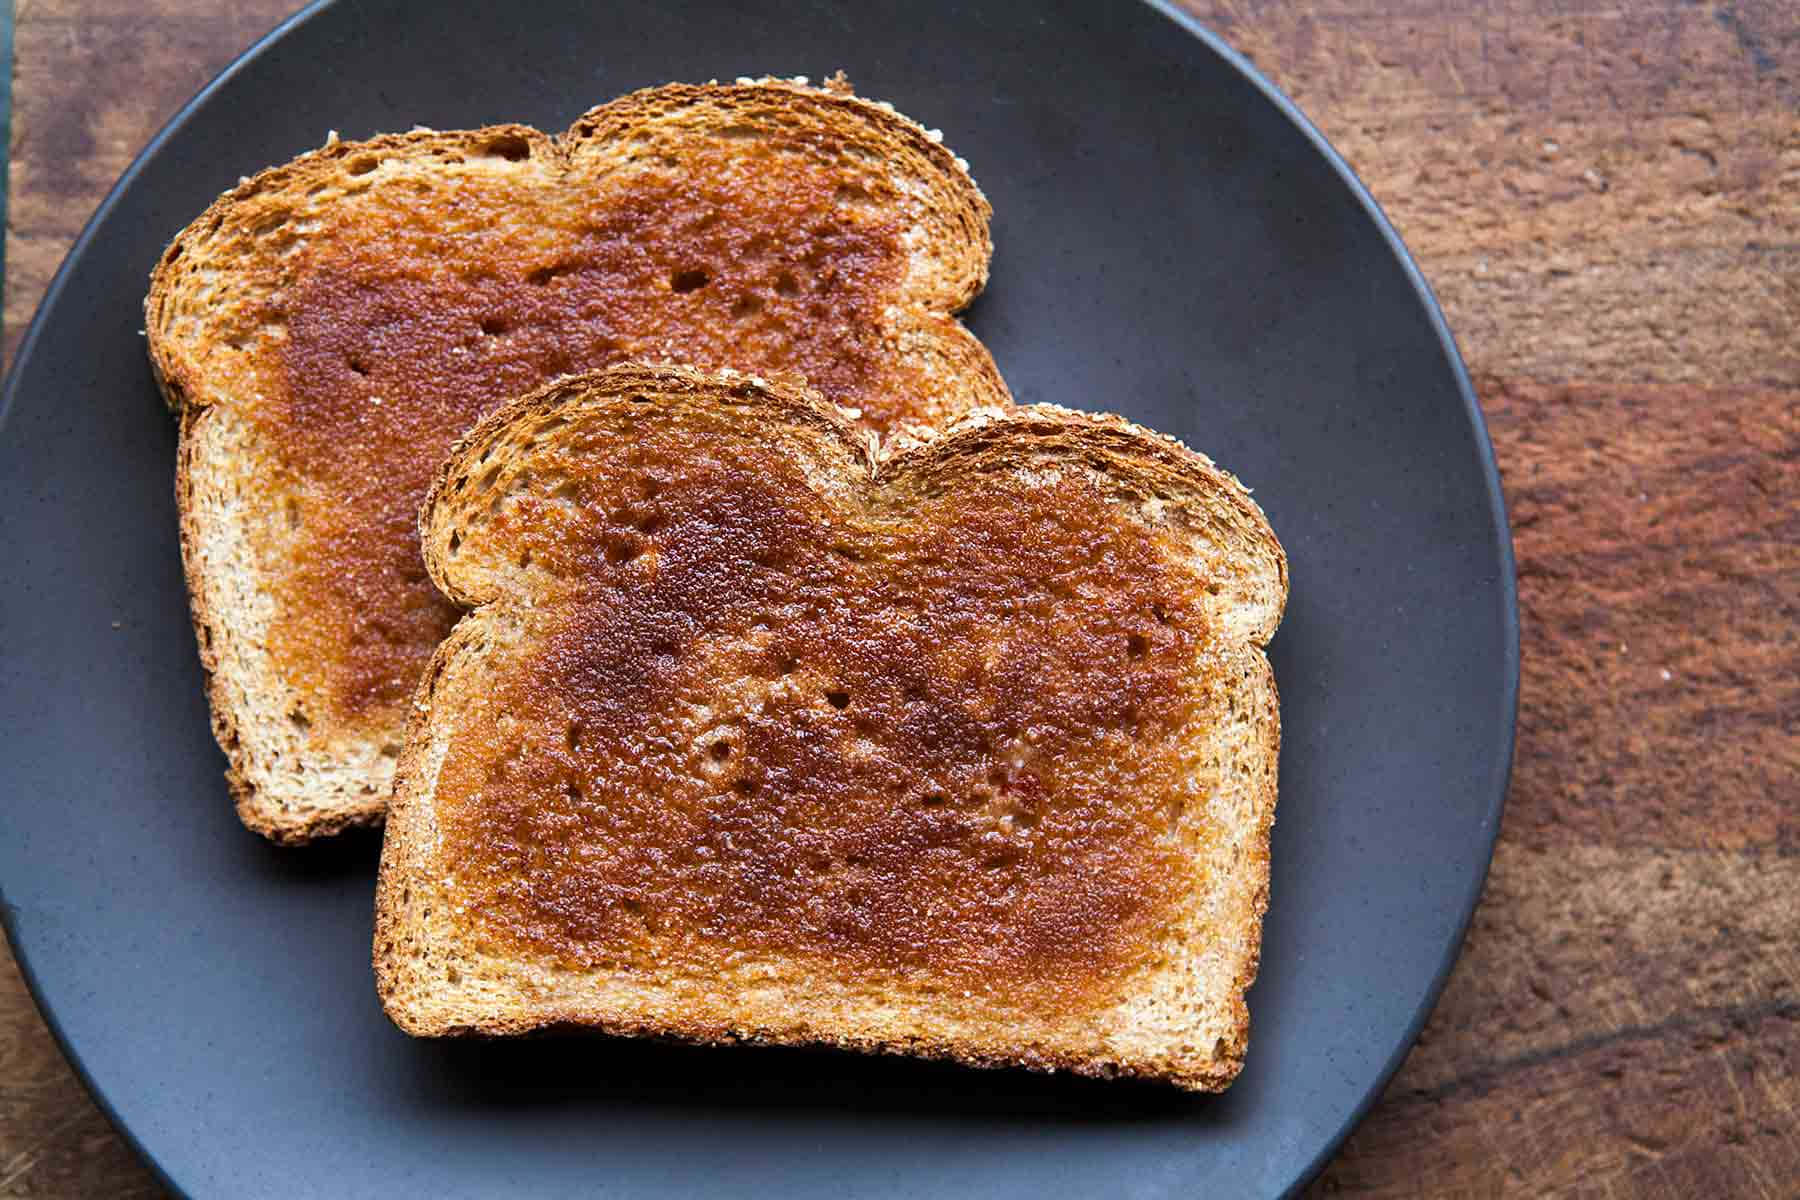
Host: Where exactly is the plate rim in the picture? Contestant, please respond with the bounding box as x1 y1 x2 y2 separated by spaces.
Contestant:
0 2 1519 1195
1141 3 1519 1188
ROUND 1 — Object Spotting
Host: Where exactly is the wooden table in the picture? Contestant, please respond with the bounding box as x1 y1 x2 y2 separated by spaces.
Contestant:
3 1 1794 1194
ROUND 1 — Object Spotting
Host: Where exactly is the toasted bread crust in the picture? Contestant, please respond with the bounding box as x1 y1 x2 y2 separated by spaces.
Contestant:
146 79 1004 842
377 364 1286 1090
170 401 388 843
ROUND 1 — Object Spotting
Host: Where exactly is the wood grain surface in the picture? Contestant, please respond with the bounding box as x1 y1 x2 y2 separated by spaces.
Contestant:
3 1 1795 1195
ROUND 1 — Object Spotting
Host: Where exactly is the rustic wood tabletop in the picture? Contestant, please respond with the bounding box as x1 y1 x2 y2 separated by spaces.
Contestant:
2 1 1794 1195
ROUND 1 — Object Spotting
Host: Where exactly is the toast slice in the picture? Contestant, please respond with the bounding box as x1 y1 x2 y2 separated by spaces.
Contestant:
375 364 1286 1090
145 77 1007 842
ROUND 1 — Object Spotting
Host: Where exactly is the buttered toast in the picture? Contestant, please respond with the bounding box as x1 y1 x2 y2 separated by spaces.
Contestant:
145 77 1005 842
375 365 1286 1090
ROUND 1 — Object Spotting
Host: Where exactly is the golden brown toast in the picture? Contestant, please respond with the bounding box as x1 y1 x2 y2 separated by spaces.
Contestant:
145 77 1005 841
375 365 1286 1090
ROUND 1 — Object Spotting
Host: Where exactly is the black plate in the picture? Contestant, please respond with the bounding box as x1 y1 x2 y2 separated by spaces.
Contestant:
0 2 1516 1196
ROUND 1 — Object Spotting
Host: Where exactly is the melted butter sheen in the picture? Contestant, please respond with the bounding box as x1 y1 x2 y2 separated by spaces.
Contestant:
434 426 1217 1001
265 143 903 721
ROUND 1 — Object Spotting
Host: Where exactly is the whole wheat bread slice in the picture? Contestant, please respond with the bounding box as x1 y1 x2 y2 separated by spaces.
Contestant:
375 364 1286 1090
145 76 1006 842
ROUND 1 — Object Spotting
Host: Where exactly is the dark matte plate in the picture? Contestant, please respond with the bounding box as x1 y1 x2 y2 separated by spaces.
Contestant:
0 1 1516 1196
